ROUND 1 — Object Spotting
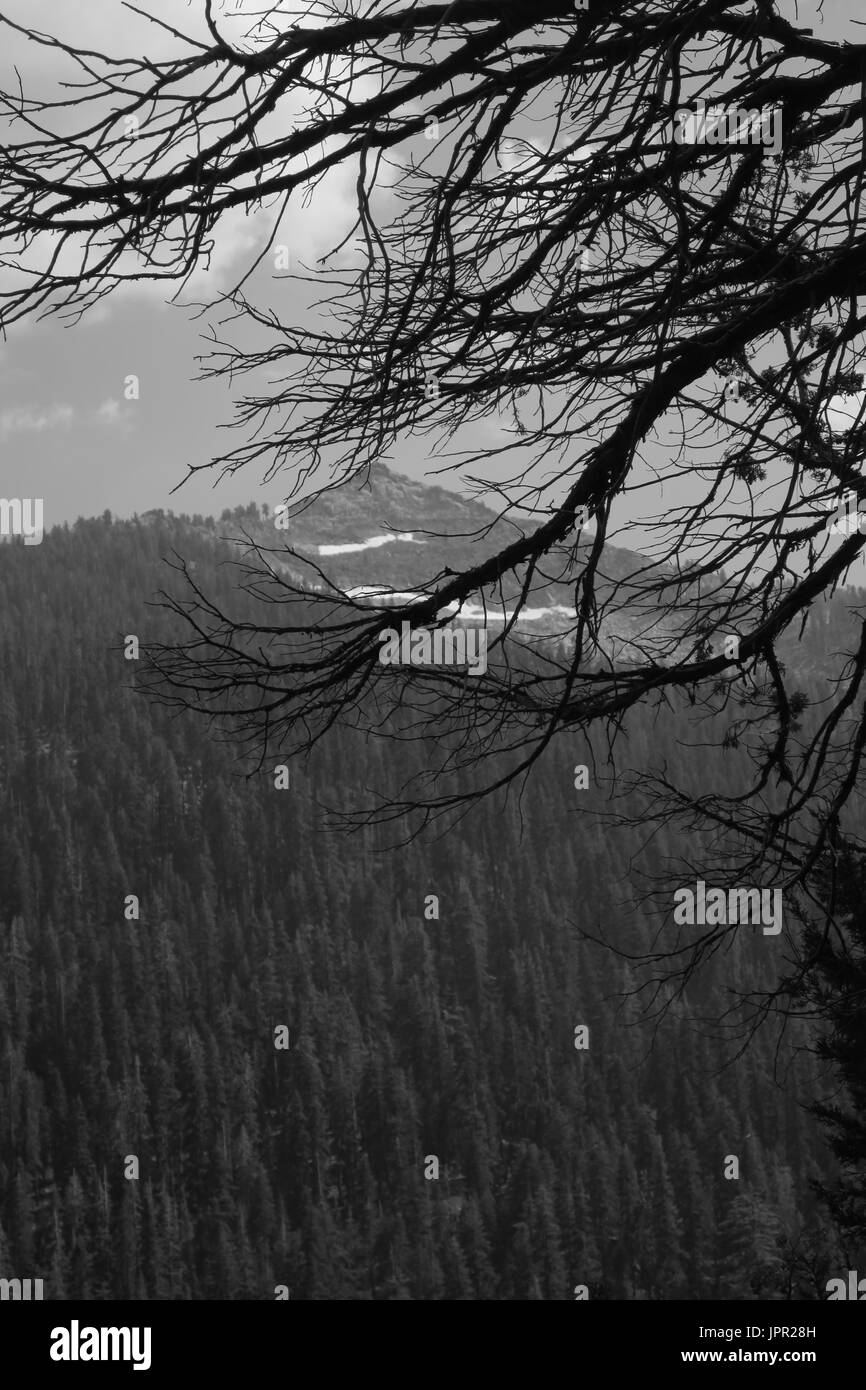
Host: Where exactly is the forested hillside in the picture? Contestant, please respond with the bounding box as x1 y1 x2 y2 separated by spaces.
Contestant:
0 511 853 1298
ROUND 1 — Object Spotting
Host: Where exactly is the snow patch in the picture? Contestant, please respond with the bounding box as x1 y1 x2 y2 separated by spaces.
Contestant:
317 532 420 556
461 603 575 625
342 586 576 626
343 585 434 605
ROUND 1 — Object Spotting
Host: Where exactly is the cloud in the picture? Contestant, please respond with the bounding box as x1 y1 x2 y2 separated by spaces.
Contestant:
0 397 132 437
824 381 866 436
0 403 75 437
499 135 600 176
176 204 275 297
95 398 122 425
0 6 426 324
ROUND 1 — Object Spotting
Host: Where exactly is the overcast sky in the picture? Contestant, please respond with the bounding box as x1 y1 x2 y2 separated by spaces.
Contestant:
0 0 860 536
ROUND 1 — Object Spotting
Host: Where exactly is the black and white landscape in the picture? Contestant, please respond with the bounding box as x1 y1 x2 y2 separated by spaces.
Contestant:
0 0 865 1317
0 473 861 1301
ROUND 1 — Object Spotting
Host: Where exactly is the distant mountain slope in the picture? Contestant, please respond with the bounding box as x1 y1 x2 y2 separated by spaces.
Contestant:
162 465 712 660
162 465 863 680
0 507 845 1299
0 511 856 1301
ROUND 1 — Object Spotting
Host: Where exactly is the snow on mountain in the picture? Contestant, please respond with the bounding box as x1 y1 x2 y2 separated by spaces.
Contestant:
210 464 707 658
314 532 422 556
